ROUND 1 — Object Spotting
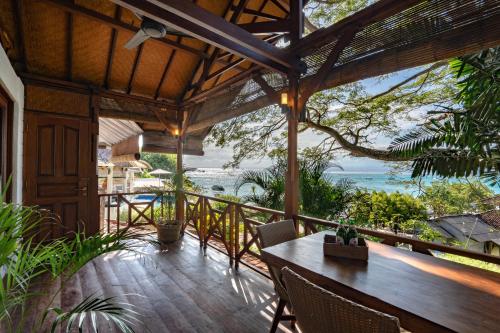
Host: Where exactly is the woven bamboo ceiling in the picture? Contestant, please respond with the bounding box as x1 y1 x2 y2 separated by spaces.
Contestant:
1 0 499 141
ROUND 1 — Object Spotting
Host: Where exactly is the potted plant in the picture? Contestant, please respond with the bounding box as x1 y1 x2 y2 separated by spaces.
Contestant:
153 189 182 243
157 217 182 244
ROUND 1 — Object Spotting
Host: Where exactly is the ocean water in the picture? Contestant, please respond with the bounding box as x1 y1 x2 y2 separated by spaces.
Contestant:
186 168 500 198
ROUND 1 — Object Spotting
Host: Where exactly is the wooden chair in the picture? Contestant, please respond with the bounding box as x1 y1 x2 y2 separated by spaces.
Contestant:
256 219 297 333
282 267 402 333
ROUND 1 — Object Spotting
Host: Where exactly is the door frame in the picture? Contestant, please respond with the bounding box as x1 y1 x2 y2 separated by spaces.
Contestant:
0 85 13 201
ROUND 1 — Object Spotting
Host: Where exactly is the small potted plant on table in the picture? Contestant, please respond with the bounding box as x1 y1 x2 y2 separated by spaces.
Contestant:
324 220 368 261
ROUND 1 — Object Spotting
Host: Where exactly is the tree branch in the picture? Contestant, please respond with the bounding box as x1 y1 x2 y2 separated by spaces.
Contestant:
306 120 412 161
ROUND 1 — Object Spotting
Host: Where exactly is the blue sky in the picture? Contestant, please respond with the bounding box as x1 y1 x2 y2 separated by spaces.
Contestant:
185 67 425 172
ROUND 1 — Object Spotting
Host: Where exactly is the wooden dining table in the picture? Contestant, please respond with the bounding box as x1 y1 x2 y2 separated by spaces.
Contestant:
260 231 500 333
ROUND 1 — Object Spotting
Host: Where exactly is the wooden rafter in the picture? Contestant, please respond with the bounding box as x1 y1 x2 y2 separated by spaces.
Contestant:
204 1 278 93
179 0 235 101
232 6 283 21
186 11 500 133
291 0 424 54
253 74 278 101
269 0 288 14
154 44 177 99
112 0 296 74
238 20 291 34
13 0 26 70
289 0 303 44
104 6 122 89
303 28 358 98
40 0 209 60
127 43 144 94
151 107 177 133
189 0 248 97
184 67 259 105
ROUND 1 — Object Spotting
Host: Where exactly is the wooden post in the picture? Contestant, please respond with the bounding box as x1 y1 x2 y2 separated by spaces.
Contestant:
284 77 300 221
175 111 184 224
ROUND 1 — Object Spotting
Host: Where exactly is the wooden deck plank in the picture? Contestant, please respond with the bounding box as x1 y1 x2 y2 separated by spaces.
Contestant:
53 234 293 333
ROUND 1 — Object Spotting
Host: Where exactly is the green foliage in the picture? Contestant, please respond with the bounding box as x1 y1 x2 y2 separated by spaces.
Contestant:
141 152 176 172
418 180 494 217
46 294 140 333
438 254 500 273
236 156 355 219
0 188 155 332
348 190 428 233
390 48 500 186
306 0 370 29
209 57 455 168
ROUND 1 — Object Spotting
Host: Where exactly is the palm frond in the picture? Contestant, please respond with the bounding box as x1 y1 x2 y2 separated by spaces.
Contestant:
45 294 140 333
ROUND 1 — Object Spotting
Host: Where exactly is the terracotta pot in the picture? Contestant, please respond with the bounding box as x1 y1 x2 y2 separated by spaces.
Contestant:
157 220 182 243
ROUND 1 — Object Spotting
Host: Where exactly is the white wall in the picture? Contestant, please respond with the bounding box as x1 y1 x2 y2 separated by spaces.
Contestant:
0 45 24 203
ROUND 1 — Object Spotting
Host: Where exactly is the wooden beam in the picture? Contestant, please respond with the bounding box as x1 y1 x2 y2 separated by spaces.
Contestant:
315 12 500 95
284 76 299 220
179 1 237 102
194 1 278 96
269 0 288 14
186 11 500 132
41 0 209 59
154 46 176 99
303 28 358 98
291 0 424 54
253 75 279 101
232 7 283 21
238 20 291 34
112 0 296 73
152 107 177 133
175 109 184 222
289 0 303 45
104 6 122 89
99 109 159 123
127 43 144 94
184 67 259 104
13 0 26 71
189 0 248 97
198 58 246 86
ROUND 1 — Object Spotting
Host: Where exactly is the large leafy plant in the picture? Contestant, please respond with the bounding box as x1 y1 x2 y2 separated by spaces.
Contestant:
390 48 499 186
0 186 155 332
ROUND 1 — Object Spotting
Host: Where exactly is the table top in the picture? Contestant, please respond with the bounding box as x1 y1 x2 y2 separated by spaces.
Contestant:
261 231 500 333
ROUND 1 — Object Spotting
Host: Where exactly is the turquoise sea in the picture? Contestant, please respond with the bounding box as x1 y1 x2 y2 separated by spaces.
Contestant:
186 168 500 198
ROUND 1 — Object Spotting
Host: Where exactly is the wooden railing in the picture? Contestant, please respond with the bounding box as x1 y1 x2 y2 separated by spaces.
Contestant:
98 191 175 233
99 191 500 267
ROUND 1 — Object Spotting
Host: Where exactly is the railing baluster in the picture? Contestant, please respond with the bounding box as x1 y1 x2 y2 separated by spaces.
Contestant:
235 206 240 270
107 195 111 233
116 194 121 233
229 204 234 267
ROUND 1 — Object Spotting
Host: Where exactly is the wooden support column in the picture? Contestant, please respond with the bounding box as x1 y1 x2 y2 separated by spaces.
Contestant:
285 0 304 223
284 77 300 221
175 110 184 223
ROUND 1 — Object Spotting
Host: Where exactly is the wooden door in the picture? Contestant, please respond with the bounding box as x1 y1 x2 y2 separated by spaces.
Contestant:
24 112 94 239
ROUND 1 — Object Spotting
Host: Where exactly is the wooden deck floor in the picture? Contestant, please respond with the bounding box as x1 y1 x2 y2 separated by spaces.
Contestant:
59 234 294 333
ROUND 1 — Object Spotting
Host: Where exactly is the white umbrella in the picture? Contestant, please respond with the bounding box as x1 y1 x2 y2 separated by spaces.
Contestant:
150 169 172 176
150 169 173 187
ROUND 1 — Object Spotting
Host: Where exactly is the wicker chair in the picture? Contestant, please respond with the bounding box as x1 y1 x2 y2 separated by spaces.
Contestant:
256 220 297 333
282 267 402 333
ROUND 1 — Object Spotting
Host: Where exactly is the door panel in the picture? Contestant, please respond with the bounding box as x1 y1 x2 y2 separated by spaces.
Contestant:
24 112 92 240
